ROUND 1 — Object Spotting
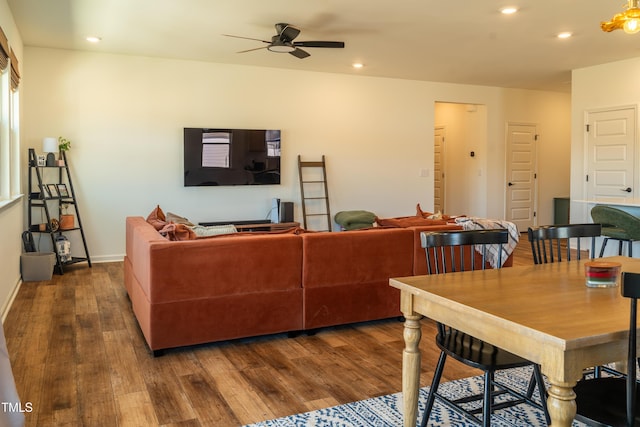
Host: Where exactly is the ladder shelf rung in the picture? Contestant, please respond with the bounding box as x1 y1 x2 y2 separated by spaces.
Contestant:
298 154 331 231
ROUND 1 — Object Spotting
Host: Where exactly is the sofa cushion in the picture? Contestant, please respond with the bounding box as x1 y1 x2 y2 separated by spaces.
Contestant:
166 211 195 227
146 233 303 303
159 222 196 241
376 215 448 228
190 224 237 237
301 228 414 288
146 205 167 231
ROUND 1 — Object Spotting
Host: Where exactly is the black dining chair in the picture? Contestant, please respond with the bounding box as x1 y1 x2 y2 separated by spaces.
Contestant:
527 223 601 264
574 271 640 427
420 229 550 427
528 223 619 379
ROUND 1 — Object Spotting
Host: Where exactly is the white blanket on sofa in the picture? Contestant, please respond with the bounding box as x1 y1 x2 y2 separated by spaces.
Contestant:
454 217 519 268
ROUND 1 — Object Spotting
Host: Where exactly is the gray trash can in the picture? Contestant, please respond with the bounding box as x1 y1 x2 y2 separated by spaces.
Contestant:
20 252 55 282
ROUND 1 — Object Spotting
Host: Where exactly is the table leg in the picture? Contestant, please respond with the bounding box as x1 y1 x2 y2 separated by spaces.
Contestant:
546 380 577 427
402 314 422 427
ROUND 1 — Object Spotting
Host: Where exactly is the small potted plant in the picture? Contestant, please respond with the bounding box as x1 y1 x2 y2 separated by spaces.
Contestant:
59 203 75 230
57 137 71 166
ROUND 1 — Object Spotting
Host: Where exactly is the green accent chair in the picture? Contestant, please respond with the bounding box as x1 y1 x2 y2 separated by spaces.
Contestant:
590 205 640 257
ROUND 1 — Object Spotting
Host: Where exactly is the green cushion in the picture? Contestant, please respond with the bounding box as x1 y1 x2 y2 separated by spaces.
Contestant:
591 205 640 241
601 226 631 240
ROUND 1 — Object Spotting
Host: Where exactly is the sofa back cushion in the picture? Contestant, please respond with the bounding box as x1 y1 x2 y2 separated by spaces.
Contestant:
301 228 414 288
126 217 170 286
146 233 302 303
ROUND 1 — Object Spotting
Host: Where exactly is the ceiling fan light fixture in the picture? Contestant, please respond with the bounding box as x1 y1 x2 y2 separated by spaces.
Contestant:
268 36 296 53
601 0 640 33
268 44 295 53
500 7 518 15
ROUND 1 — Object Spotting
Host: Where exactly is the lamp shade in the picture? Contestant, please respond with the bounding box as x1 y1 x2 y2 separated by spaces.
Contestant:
42 137 58 153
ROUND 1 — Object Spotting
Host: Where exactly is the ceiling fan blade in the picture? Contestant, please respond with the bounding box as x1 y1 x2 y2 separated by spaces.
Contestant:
222 34 270 44
290 48 310 59
276 23 301 42
237 46 269 54
294 41 345 48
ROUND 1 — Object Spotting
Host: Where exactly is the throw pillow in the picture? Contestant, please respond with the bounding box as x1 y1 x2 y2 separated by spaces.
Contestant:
416 203 433 218
190 224 238 237
375 216 448 228
166 212 195 227
159 223 196 241
146 205 167 231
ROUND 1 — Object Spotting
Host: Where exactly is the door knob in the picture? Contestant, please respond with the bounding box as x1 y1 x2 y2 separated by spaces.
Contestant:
508 182 514 186
622 187 632 193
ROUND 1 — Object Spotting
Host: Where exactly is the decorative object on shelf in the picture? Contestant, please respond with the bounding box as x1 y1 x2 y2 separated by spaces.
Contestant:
602 0 640 34
55 234 71 263
57 136 71 166
42 137 58 167
46 184 58 198
36 155 46 166
49 218 59 232
56 184 69 197
59 203 74 230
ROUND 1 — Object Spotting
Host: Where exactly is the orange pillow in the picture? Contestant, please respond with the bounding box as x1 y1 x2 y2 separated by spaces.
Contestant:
159 223 196 241
375 216 448 228
416 203 433 218
146 205 167 231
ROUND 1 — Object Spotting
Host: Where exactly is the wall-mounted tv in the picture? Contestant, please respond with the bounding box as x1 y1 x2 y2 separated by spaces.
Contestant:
184 128 281 186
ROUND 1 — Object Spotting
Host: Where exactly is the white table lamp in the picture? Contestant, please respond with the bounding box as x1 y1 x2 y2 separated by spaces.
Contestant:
42 137 58 166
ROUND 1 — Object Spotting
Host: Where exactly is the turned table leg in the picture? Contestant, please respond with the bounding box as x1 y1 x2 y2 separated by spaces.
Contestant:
546 379 578 427
402 314 422 427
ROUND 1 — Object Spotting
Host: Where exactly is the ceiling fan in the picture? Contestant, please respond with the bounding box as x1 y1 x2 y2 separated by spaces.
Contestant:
223 23 345 59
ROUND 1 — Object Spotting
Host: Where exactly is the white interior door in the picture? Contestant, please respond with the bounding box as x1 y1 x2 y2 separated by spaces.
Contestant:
434 127 445 213
505 123 538 231
586 107 636 200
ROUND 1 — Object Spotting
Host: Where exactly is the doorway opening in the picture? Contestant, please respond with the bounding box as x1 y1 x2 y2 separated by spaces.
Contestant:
434 102 487 217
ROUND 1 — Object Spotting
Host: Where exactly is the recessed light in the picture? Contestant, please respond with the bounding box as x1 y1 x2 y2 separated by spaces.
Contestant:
557 32 572 39
86 36 102 43
500 7 518 15
352 63 364 69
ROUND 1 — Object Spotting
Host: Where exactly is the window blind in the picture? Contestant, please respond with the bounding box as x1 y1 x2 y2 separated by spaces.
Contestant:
0 27 8 72
9 48 18 90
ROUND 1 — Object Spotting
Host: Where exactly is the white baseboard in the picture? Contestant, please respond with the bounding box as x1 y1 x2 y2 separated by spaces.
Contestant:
1 279 22 324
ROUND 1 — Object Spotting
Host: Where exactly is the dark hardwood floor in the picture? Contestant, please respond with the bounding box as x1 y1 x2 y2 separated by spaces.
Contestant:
4 236 539 426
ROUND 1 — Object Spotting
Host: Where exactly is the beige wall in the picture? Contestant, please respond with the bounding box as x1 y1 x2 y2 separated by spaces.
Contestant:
504 89 572 225
435 91 571 225
19 47 572 263
0 0 23 320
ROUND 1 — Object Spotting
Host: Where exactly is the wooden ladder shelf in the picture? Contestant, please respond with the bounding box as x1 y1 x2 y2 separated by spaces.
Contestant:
298 155 332 231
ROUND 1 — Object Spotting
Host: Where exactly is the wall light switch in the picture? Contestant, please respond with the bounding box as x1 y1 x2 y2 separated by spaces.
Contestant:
420 168 429 177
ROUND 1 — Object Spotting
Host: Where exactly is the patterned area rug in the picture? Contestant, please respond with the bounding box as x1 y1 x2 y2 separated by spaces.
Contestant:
245 366 589 426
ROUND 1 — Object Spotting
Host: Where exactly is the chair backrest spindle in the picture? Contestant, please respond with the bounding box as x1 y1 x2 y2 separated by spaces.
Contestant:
528 223 601 265
421 229 509 274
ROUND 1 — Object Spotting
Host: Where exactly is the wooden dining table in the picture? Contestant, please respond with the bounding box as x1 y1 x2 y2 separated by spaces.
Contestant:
389 256 640 427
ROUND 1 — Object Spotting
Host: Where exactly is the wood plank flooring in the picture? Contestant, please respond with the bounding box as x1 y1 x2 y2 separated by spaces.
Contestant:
4 237 539 426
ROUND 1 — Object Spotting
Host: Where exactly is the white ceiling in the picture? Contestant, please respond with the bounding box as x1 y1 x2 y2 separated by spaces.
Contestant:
7 0 640 93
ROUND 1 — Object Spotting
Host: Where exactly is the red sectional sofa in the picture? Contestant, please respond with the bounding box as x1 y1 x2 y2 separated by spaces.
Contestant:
124 216 510 353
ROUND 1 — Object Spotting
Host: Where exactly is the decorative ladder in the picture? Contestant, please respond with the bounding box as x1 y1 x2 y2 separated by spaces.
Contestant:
298 155 332 231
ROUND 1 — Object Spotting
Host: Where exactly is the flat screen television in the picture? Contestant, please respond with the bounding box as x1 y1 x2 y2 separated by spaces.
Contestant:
184 128 281 186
